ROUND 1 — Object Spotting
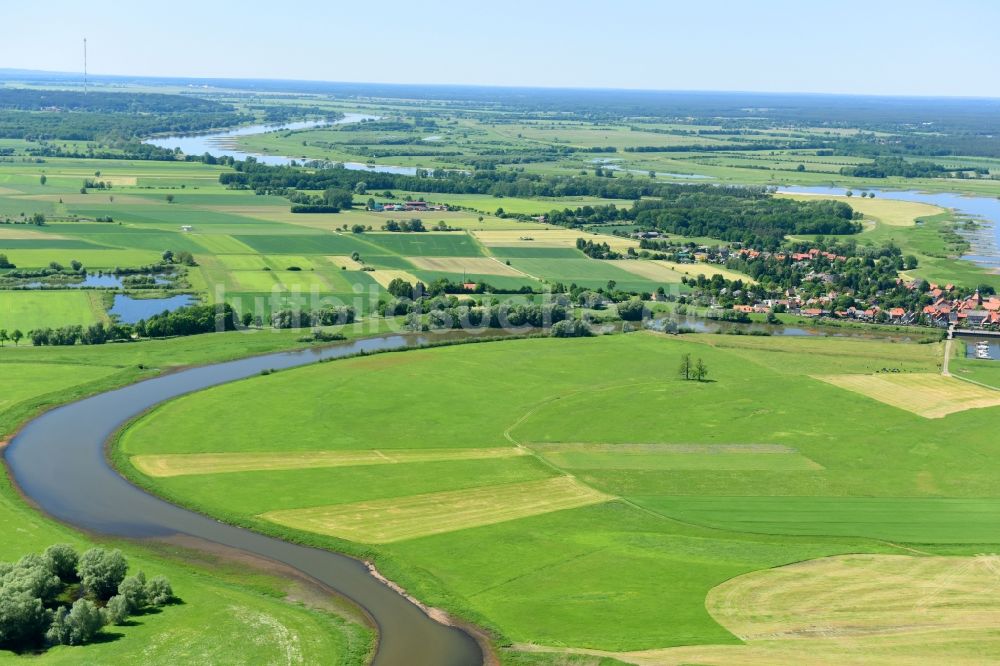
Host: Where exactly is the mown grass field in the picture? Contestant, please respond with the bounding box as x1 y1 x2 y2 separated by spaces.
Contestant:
116 331 1000 659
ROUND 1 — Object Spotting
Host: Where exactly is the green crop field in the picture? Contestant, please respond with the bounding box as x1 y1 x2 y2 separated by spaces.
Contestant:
0 291 108 330
361 232 484 257
114 331 1000 660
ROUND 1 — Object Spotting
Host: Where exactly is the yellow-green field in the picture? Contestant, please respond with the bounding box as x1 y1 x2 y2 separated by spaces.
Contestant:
132 447 528 477
517 554 1000 665
367 269 421 289
407 256 527 277
815 372 1000 418
473 228 638 252
261 476 612 543
613 259 755 284
779 193 945 227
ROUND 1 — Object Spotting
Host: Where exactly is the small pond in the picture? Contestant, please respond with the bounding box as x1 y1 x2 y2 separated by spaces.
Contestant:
109 294 196 323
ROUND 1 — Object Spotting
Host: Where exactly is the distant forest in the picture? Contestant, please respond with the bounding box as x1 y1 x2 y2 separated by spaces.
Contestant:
545 192 862 248
0 90 249 142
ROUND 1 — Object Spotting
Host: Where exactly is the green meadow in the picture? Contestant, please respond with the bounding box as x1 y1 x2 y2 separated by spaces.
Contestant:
115 331 1000 658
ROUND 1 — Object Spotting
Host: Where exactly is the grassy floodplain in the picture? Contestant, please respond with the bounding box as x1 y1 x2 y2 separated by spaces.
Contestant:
116 331 1000 662
0 325 412 663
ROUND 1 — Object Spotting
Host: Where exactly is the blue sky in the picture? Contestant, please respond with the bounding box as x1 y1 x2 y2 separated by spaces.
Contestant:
2 0 997 97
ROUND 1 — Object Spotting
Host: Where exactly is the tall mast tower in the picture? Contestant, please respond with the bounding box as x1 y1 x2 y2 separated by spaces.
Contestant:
83 38 88 94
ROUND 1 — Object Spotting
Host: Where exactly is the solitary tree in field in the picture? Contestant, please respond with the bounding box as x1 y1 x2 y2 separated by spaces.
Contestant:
694 358 709 382
12 329 23 346
39 174 46 185
679 353 692 381
165 194 174 204
0 329 8 347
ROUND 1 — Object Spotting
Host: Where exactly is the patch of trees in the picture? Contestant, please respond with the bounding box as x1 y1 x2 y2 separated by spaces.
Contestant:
24 141 212 162
617 298 648 321
382 218 425 232
839 156 952 179
549 319 594 337
424 303 569 331
269 306 356 329
576 237 622 259
288 187 354 213
678 353 709 381
161 250 197 267
0 329 25 346
0 544 175 652
136 303 238 338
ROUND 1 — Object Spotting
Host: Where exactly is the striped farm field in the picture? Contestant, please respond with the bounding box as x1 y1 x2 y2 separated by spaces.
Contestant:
368 269 422 288
132 447 528 477
815 372 1000 418
327 255 364 269
607 260 688 283
534 443 822 471
656 260 755 283
361 232 484 257
0 248 162 268
408 255 527 276
0 227 71 240
612 259 755 284
213 254 272 270
260 477 612 543
473 228 638 252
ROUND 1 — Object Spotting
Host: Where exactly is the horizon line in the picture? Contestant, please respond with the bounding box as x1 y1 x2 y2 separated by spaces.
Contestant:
2 67 999 103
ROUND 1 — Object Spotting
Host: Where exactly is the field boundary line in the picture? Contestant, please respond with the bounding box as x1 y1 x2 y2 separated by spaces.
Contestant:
949 372 1000 392
487 255 537 280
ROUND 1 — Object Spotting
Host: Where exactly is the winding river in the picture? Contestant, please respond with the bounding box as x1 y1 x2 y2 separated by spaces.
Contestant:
3 333 484 666
145 114 427 175
779 185 1000 270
